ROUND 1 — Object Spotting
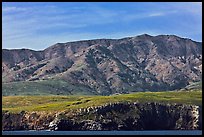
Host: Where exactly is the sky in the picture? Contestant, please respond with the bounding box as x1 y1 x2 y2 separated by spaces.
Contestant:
2 2 202 50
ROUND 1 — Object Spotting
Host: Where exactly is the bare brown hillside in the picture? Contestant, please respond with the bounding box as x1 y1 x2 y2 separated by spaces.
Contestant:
2 34 202 95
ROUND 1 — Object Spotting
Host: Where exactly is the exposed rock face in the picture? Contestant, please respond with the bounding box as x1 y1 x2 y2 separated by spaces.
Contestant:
2 34 202 94
2 111 55 131
2 102 202 131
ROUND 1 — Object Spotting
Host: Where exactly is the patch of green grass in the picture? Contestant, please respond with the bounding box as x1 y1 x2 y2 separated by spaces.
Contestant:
2 90 202 113
2 79 96 96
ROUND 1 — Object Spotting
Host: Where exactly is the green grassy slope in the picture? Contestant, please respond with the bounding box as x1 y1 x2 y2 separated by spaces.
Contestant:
2 79 202 96
180 81 202 91
2 79 96 96
2 90 202 113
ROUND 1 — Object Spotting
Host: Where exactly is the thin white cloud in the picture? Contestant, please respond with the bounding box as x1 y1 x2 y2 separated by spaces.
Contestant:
2 2 202 50
148 12 165 17
2 6 27 12
3 4 123 47
121 10 176 22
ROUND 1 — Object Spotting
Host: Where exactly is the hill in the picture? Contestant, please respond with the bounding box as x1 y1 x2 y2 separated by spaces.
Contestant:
2 34 202 95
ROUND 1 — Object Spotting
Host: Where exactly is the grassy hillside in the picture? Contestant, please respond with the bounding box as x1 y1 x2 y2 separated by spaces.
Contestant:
2 79 96 96
180 81 202 91
2 80 202 96
2 90 202 113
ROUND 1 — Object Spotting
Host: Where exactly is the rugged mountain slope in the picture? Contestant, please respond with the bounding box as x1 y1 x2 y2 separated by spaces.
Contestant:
2 34 202 95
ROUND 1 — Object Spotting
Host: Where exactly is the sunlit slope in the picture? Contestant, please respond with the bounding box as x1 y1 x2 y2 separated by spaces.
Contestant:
2 90 202 113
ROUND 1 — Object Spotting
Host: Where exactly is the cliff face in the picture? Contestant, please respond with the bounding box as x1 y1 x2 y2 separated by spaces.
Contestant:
2 102 202 131
2 34 202 95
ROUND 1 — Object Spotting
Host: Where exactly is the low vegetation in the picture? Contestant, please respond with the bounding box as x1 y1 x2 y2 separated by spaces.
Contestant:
2 90 202 113
2 79 95 96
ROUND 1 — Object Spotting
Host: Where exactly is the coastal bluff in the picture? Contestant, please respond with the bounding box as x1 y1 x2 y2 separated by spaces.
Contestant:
2 102 202 131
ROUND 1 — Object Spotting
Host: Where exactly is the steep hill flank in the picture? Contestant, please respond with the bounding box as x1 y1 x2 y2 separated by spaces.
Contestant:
2 34 202 95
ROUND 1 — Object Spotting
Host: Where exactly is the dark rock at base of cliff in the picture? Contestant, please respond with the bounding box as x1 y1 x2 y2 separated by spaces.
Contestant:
47 102 202 131
2 102 202 131
2 111 28 131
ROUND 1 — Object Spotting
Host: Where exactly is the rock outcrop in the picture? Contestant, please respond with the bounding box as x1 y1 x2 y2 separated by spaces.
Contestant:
2 102 202 131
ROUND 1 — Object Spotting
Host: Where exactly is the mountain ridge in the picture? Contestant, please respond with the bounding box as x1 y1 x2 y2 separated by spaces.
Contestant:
2 34 202 95
3 34 201 51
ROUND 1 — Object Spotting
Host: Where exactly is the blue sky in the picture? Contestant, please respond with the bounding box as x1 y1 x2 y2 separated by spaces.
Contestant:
2 2 202 50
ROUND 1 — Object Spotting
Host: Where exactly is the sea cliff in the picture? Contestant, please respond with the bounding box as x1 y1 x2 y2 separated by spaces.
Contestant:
2 102 202 131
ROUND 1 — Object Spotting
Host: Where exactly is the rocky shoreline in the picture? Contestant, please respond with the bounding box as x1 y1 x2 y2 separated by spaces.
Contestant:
2 102 202 131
